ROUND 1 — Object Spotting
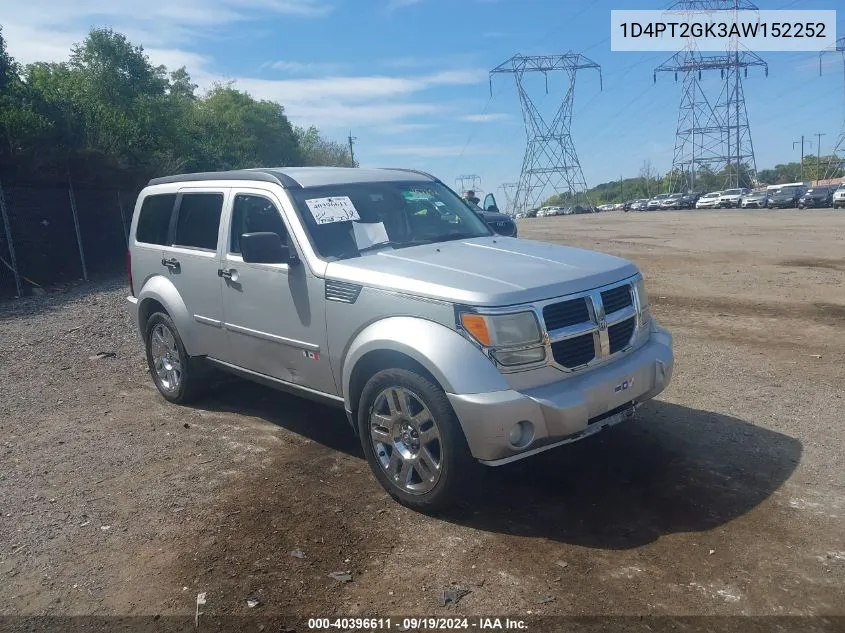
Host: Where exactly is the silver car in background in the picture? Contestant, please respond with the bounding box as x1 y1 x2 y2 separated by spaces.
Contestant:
126 167 674 512
741 190 769 208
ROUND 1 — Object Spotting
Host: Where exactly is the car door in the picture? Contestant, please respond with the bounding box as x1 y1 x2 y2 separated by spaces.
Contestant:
159 188 228 360
483 192 499 213
219 190 336 395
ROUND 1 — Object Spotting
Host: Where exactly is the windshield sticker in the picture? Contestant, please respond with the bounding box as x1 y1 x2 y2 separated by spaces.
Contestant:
352 221 389 250
305 196 360 224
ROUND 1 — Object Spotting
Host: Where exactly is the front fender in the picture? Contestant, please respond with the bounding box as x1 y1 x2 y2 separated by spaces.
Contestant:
341 316 509 412
135 275 198 355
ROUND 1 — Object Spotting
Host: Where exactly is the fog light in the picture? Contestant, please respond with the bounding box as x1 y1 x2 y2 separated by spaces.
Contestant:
494 347 546 366
508 420 534 449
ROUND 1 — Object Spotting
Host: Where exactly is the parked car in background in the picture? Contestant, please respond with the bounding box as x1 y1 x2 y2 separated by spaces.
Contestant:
799 186 835 209
646 194 671 210
629 198 650 211
126 166 673 511
768 186 805 209
659 193 684 210
740 190 769 208
833 184 845 209
678 192 702 209
598 204 614 212
695 191 722 209
717 188 751 208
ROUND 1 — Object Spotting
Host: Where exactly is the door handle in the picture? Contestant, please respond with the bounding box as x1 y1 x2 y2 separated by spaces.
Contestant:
217 268 233 279
161 257 180 269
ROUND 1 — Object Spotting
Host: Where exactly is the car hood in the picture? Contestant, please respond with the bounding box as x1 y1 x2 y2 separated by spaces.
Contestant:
325 236 639 307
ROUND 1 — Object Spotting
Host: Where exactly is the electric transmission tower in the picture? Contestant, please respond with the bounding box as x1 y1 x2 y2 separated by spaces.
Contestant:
455 175 482 195
497 182 519 215
820 37 845 181
490 54 602 213
655 0 767 192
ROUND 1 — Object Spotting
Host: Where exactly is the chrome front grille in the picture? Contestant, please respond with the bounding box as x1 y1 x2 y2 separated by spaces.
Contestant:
541 278 641 371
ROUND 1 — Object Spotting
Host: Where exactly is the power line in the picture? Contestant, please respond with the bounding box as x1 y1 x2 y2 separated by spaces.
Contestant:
819 37 845 180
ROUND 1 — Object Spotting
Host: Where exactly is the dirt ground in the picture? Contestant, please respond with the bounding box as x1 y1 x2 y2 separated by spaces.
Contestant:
0 209 843 625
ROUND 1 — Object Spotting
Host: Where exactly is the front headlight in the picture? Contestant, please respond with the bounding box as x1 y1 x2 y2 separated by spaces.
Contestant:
459 310 546 366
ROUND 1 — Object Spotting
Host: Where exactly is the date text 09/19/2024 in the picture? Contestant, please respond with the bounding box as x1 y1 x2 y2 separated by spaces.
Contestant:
307 617 529 630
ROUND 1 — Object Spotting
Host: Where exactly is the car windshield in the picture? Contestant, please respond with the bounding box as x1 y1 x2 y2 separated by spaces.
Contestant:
289 180 492 261
723 189 742 195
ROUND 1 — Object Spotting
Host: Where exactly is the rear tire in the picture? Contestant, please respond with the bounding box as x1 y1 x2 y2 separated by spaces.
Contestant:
357 368 479 514
144 312 205 404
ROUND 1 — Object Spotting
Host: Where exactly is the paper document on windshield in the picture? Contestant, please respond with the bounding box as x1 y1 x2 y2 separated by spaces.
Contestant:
352 221 389 250
305 196 360 224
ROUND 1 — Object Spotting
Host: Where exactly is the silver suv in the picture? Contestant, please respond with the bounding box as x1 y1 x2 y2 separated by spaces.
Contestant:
126 167 674 511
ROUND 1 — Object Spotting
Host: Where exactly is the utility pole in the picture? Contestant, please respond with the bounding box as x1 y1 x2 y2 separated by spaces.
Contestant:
793 136 806 181
814 132 826 181
348 131 357 167
620 175 624 200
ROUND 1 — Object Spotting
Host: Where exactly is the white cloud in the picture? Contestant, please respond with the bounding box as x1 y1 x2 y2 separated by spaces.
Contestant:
263 60 346 75
459 113 510 123
386 0 424 12
375 123 440 134
376 144 502 158
222 70 484 104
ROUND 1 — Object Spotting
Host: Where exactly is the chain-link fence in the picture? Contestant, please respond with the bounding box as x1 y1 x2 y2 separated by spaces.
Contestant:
0 181 140 298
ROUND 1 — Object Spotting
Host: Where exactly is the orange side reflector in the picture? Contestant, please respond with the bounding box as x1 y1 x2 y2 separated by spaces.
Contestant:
461 313 492 347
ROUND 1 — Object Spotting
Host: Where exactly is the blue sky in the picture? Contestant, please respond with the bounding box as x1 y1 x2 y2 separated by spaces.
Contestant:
2 0 844 199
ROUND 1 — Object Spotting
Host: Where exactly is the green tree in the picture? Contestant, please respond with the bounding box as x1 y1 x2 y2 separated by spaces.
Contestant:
192 83 301 171
295 125 355 167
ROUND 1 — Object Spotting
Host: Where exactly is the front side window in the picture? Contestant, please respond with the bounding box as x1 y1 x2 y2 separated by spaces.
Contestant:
230 194 288 254
173 193 224 251
289 180 492 261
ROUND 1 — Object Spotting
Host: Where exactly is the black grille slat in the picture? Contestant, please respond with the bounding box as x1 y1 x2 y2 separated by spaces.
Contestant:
551 333 596 369
608 317 636 353
601 285 633 314
543 297 590 331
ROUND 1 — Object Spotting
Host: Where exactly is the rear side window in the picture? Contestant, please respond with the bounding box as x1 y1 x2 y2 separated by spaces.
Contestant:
230 194 288 254
173 193 224 251
136 194 176 245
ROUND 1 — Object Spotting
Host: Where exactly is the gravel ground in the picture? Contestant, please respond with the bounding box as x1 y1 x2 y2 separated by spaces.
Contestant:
0 209 842 625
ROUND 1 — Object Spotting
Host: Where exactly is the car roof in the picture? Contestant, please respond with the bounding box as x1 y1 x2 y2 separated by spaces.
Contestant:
146 166 437 189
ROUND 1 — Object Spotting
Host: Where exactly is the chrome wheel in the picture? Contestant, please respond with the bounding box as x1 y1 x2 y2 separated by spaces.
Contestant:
150 323 182 393
369 387 443 495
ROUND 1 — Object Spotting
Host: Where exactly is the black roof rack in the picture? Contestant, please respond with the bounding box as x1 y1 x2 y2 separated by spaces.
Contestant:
147 169 302 188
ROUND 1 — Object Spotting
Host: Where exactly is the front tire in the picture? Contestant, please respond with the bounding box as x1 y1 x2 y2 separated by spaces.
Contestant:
357 368 477 513
144 312 205 404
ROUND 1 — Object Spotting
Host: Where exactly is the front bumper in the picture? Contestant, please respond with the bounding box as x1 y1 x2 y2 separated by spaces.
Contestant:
447 322 674 465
